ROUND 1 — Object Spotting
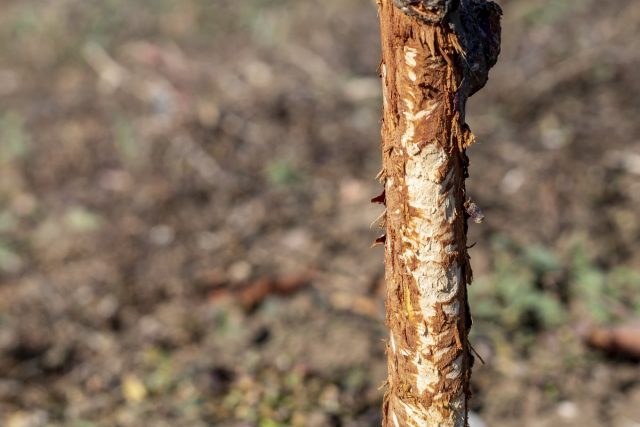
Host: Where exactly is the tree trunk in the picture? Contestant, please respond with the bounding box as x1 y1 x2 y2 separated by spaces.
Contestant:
375 1 501 426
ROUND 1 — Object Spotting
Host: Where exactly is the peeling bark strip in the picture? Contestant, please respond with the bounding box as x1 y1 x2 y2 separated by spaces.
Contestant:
377 1 501 426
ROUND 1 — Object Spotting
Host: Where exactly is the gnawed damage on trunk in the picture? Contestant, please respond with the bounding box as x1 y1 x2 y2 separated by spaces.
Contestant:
377 1 501 425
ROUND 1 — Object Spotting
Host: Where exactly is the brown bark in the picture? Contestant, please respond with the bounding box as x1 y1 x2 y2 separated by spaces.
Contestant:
376 1 500 425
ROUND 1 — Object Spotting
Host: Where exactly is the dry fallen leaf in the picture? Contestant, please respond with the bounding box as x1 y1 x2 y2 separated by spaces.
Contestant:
587 321 640 359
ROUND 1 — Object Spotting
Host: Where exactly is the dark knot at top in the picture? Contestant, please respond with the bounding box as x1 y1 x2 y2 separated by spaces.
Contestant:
392 0 459 24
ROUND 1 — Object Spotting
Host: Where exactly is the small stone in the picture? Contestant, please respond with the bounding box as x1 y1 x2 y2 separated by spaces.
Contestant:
228 261 252 282
501 168 525 194
557 401 578 420
149 225 175 246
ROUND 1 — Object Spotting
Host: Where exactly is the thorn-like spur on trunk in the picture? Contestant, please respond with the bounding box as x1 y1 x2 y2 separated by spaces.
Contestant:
371 190 386 205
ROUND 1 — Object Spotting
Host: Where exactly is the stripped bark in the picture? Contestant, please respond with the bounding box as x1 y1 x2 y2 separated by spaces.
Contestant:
375 1 501 425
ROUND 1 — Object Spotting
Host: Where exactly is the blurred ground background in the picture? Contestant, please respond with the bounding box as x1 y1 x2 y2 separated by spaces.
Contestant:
0 0 639 426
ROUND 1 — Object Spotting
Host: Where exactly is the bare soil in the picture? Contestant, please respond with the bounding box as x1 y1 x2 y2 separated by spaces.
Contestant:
0 0 639 426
